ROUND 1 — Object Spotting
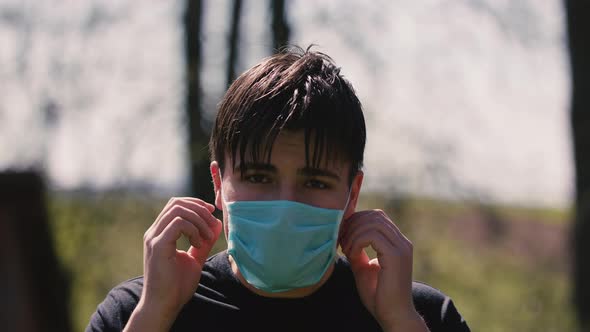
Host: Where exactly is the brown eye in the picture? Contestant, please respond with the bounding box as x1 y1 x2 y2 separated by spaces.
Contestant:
305 179 328 189
246 174 271 184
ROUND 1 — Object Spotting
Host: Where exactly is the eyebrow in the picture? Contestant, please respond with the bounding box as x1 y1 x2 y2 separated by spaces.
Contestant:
298 167 341 180
234 163 341 180
235 162 277 173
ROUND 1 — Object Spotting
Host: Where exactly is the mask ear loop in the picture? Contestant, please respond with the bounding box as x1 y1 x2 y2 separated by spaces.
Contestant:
335 188 355 252
219 174 230 205
341 187 354 216
220 184 227 205
218 176 234 245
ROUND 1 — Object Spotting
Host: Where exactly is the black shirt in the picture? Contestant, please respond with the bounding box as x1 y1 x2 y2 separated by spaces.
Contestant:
86 251 470 331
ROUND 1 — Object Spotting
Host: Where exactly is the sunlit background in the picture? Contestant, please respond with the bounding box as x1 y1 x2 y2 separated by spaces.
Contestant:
0 0 576 331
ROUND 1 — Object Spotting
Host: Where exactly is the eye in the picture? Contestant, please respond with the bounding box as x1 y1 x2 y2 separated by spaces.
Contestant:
245 174 271 184
305 179 329 189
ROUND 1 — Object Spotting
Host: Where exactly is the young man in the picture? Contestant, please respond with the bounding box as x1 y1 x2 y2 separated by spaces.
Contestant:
87 47 470 332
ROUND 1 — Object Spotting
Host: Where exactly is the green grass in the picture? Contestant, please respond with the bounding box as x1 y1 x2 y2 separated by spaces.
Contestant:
47 192 577 331
359 193 573 226
409 220 575 332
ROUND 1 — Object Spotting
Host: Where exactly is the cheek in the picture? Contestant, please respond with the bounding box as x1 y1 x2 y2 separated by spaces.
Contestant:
301 189 350 210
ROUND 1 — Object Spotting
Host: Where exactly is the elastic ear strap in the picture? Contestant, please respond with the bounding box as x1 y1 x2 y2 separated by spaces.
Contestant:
218 173 228 203
342 188 353 213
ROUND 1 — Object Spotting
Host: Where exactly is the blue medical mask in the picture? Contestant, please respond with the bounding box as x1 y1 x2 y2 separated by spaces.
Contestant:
224 192 350 293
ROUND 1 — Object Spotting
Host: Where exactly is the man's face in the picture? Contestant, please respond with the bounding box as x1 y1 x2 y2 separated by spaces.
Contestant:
210 130 363 239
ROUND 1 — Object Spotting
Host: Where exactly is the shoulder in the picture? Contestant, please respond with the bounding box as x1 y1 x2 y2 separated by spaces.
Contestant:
105 276 144 306
200 250 235 287
412 280 447 308
85 277 144 332
335 256 469 332
202 250 231 275
411 281 471 332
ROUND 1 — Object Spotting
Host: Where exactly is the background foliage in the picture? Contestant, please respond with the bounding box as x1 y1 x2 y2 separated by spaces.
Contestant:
48 192 575 331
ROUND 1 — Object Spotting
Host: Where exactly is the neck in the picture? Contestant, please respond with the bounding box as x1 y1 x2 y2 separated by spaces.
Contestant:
227 252 335 298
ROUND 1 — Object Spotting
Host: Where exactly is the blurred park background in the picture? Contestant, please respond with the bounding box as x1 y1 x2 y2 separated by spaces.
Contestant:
1 0 588 331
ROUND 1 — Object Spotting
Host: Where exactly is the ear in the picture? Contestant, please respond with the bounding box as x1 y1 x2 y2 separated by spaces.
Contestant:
344 171 364 220
210 161 223 210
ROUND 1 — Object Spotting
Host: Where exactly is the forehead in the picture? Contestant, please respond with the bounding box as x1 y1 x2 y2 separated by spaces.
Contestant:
226 130 349 173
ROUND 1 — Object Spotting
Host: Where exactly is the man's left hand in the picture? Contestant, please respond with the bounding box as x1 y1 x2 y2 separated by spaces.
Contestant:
339 209 429 332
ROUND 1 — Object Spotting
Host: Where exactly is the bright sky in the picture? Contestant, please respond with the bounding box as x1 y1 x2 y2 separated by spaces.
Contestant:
0 0 573 208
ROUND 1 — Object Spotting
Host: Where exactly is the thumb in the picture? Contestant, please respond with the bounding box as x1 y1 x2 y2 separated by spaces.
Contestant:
188 218 223 264
348 247 370 272
204 201 216 213
187 245 212 265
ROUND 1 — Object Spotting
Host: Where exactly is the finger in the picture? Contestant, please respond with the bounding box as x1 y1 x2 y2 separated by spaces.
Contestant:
341 218 401 254
346 223 412 259
165 199 218 227
339 211 371 246
342 210 410 251
155 197 177 223
181 197 216 213
176 200 223 242
187 224 222 264
347 243 370 270
385 214 412 244
148 197 216 235
154 204 216 241
148 200 218 242
175 199 219 226
338 214 353 245
346 230 409 270
188 242 213 265
156 217 203 252
345 209 386 224
146 197 175 237
342 210 397 239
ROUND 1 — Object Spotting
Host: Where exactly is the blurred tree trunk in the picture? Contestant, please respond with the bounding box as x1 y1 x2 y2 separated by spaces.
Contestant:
565 1 590 330
0 172 71 332
270 0 290 52
184 0 214 202
227 0 243 87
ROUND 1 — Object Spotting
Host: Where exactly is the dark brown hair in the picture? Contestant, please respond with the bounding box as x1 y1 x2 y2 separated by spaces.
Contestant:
209 46 366 184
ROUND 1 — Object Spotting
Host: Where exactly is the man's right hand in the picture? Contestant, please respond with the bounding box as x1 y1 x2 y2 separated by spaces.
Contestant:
124 197 223 332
